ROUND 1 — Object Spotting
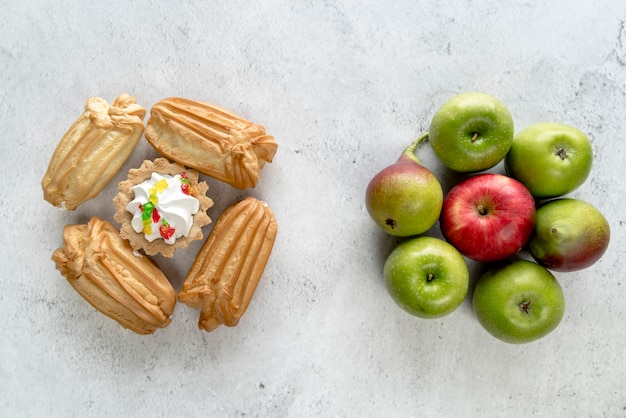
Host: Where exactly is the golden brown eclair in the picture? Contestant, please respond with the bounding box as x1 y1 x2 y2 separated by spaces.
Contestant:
177 197 277 332
52 216 176 335
42 93 146 210
144 98 277 189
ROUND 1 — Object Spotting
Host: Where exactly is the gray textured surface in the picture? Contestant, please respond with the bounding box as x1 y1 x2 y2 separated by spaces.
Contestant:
3 1 626 417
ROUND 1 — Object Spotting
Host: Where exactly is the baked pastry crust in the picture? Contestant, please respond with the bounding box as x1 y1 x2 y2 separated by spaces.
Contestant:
51 216 176 335
113 158 213 258
144 97 277 189
178 197 277 331
42 93 145 210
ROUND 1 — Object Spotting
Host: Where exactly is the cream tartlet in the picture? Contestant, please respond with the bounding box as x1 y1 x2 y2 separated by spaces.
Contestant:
113 158 213 257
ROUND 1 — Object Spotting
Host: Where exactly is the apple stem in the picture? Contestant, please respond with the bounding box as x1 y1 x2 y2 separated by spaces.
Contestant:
519 300 531 314
399 132 429 164
470 132 479 142
426 273 434 282
555 147 567 160
477 204 487 215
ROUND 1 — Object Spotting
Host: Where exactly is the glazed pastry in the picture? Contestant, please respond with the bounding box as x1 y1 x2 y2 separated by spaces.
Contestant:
144 97 277 189
51 216 176 335
113 158 213 258
178 197 277 332
42 93 146 210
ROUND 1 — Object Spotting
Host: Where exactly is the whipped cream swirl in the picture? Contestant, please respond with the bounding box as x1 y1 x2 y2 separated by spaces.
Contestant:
125 172 199 245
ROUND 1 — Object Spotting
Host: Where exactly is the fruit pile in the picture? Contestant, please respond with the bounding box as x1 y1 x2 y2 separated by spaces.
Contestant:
365 92 611 344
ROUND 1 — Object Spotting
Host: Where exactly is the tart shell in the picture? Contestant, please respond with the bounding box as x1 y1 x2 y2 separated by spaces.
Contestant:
113 158 213 257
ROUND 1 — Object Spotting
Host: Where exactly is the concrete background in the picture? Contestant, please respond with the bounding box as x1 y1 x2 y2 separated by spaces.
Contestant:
2 1 625 416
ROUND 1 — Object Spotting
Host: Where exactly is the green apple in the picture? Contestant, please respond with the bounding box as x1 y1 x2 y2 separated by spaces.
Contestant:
505 122 593 198
384 236 469 319
472 260 565 344
529 198 610 272
428 92 515 172
366 133 443 237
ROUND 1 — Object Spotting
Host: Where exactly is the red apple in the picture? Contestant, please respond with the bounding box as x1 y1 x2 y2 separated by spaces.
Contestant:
440 173 536 262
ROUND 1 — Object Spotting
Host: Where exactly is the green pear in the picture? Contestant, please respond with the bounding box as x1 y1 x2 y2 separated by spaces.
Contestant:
365 133 443 237
529 198 610 272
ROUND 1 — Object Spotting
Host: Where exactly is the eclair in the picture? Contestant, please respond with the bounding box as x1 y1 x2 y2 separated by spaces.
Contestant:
144 97 277 189
42 93 145 210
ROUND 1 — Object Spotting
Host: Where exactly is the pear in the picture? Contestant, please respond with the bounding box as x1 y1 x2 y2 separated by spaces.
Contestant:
528 198 610 272
365 133 443 237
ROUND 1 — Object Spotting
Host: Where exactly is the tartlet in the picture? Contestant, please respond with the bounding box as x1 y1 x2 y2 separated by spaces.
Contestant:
113 158 213 257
